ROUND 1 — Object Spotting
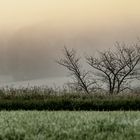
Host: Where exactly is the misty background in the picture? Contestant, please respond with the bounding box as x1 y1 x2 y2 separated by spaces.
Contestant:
0 0 140 87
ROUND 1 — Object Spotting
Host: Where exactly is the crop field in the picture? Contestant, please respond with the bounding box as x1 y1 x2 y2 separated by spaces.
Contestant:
0 111 139 140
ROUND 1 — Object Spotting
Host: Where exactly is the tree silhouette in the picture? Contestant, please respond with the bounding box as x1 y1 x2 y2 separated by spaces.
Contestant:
86 42 140 94
57 47 96 94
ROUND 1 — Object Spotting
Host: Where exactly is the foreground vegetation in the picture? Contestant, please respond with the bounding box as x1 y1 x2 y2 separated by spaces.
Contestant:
0 86 140 110
0 111 139 140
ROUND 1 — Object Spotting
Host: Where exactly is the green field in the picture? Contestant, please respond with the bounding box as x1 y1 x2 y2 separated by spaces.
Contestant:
0 111 139 140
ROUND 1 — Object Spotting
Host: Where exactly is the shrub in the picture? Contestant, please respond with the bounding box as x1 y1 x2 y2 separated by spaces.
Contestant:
0 86 140 110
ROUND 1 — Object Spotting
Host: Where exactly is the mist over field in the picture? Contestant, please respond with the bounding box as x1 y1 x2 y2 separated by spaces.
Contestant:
0 0 140 86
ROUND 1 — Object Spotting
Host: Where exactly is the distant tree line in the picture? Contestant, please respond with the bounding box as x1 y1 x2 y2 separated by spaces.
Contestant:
57 41 140 94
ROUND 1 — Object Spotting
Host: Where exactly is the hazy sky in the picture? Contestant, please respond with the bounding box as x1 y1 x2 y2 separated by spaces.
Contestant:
1 0 140 30
0 0 140 82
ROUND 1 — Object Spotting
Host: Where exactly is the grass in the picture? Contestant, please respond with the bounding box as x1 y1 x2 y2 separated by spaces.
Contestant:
0 111 140 140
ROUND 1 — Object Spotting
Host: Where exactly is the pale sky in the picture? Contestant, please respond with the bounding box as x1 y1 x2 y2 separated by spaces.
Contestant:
0 0 140 31
0 0 140 82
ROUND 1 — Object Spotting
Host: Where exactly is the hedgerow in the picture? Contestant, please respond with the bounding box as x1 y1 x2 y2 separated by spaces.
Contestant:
0 98 139 110
0 86 140 110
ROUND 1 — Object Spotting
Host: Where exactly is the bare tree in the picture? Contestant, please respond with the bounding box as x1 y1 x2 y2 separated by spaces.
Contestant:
86 42 140 94
57 47 96 94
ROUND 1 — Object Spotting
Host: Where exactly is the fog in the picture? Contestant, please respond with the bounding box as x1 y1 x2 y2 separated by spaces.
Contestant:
0 24 140 83
0 0 140 86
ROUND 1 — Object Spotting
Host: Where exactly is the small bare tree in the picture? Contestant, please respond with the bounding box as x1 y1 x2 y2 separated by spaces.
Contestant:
57 47 95 94
86 42 140 94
